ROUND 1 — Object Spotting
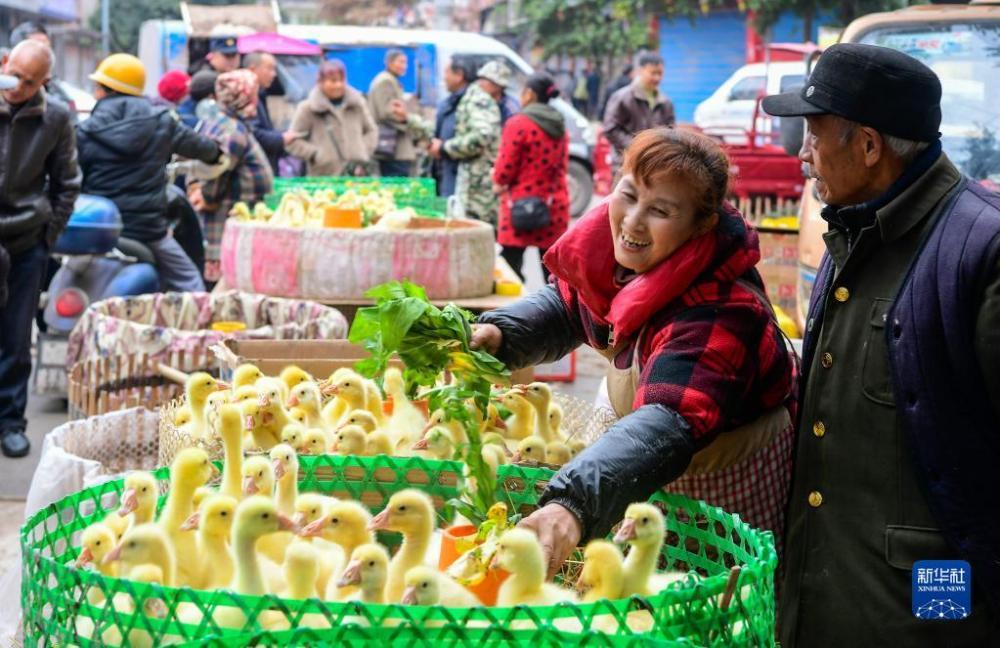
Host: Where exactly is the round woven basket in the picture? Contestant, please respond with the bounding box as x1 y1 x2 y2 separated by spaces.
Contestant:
21 455 777 647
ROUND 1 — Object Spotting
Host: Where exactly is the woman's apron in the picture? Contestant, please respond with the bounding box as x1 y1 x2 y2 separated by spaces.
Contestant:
599 282 796 557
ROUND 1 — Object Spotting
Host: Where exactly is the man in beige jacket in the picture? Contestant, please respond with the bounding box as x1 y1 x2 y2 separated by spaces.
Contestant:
287 60 376 176
368 49 430 177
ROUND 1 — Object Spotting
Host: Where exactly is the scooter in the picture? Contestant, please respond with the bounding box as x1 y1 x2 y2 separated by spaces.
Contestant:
33 187 204 397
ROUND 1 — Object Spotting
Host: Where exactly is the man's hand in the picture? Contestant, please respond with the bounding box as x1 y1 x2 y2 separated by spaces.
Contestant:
518 503 582 581
390 99 407 122
282 130 302 146
470 323 502 355
428 138 443 159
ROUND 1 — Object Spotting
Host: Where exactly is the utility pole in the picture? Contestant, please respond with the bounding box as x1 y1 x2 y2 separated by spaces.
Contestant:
101 0 110 56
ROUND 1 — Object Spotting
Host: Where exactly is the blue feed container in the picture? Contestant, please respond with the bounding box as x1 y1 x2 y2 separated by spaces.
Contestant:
52 194 122 255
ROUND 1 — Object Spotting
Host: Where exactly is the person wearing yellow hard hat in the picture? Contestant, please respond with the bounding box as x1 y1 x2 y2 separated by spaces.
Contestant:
77 53 222 292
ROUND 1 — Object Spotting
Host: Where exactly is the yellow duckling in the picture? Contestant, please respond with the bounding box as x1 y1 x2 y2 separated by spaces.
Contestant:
180 494 236 590
493 528 577 607
511 383 560 442
280 365 313 394
411 426 455 460
301 428 329 455
173 405 192 428
117 471 159 532
204 390 231 433
482 432 514 458
323 373 375 425
216 404 244 501
383 367 427 451
281 422 306 451
184 372 224 440
544 441 572 467
422 409 468 446
240 389 290 451
613 503 687 597
232 363 264 390
337 409 379 434
512 436 546 464
368 489 438 602
578 539 654 632
112 563 173 648
568 439 586 458
74 524 119 609
501 391 536 441
362 379 387 426
319 368 355 428
288 406 310 427
215 496 298 629
578 540 625 602
301 499 374 559
286 381 324 429
280 543 331 628
232 385 260 404
242 455 274 498
256 376 289 405
337 543 390 604
104 523 177 586
270 444 299 516
548 402 565 439
158 448 215 587
401 566 482 607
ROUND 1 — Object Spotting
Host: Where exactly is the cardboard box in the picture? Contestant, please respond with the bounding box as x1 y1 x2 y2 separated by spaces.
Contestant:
756 227 799 317
221 339 533 384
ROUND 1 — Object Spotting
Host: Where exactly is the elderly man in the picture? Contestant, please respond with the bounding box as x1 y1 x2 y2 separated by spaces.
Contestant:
189 36 240 76
78 54 220 293
368 49 429 177
763 43 1000 645
243 51 298 175
430 61 503 225
602 51 674 162
0 40 80 457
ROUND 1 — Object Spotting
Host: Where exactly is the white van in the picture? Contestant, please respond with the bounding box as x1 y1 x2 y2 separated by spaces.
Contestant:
694 61 806 144
139 21 596 215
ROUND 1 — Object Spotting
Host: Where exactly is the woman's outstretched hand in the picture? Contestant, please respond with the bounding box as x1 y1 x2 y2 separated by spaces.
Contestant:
470 323 503 355
518 502 582 581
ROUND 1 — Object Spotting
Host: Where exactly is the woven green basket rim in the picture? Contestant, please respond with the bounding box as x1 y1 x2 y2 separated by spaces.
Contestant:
21 455 775 645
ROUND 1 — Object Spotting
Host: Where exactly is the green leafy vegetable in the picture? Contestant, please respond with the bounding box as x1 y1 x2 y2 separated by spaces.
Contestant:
348 280 511 526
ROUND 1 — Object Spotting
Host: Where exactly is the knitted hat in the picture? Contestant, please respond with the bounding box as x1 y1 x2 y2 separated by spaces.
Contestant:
189 70 218 103
157 70 190 104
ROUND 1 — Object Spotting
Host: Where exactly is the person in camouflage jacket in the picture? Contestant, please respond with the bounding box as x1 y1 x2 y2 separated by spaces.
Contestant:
439 62 505 225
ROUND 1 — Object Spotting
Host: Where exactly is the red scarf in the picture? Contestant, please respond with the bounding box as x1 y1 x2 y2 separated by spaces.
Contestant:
543 200 758 339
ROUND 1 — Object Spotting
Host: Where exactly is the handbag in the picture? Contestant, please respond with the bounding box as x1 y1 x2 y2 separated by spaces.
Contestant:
374 122 399 159
510 196 552 232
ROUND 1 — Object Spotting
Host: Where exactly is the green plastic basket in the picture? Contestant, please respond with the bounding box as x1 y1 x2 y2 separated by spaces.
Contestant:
20 455 776 647
265 176 445 217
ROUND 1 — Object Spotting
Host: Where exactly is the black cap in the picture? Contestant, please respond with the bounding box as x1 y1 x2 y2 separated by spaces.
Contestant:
209 36 238 54
762 43 942 142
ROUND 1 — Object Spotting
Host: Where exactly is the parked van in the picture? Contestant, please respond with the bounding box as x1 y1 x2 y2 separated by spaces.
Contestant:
694 61 806 144
786 2 1000 330
139 20 596 215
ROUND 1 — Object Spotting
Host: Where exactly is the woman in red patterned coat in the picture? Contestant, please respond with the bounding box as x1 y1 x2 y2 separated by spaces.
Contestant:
476 128 797 579
492 73 570 281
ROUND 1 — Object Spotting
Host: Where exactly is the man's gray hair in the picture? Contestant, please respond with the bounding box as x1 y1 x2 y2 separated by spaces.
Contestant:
839 117 929 164
9 39 54 75
242 51 273 69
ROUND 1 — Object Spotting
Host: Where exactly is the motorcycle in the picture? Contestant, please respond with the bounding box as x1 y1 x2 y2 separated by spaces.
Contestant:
33 187 204 397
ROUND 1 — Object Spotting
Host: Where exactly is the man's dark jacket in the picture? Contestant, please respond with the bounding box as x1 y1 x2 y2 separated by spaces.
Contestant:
434 86 466 197
77 94 219 242
0 89 81 255
249 88 283 174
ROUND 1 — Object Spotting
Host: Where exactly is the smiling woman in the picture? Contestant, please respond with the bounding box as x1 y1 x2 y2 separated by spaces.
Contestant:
475 127 797 579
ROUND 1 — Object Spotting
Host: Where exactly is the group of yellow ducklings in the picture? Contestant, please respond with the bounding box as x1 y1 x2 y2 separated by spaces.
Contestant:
73 445 675 642
174 363 586 476
68 364 690 643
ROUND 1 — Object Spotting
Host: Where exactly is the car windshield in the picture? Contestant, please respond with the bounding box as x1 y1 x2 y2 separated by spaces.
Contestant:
860 22 1000 181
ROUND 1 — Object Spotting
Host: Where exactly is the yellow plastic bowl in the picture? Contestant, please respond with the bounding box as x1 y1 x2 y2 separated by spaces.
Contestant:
211 321 247 333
